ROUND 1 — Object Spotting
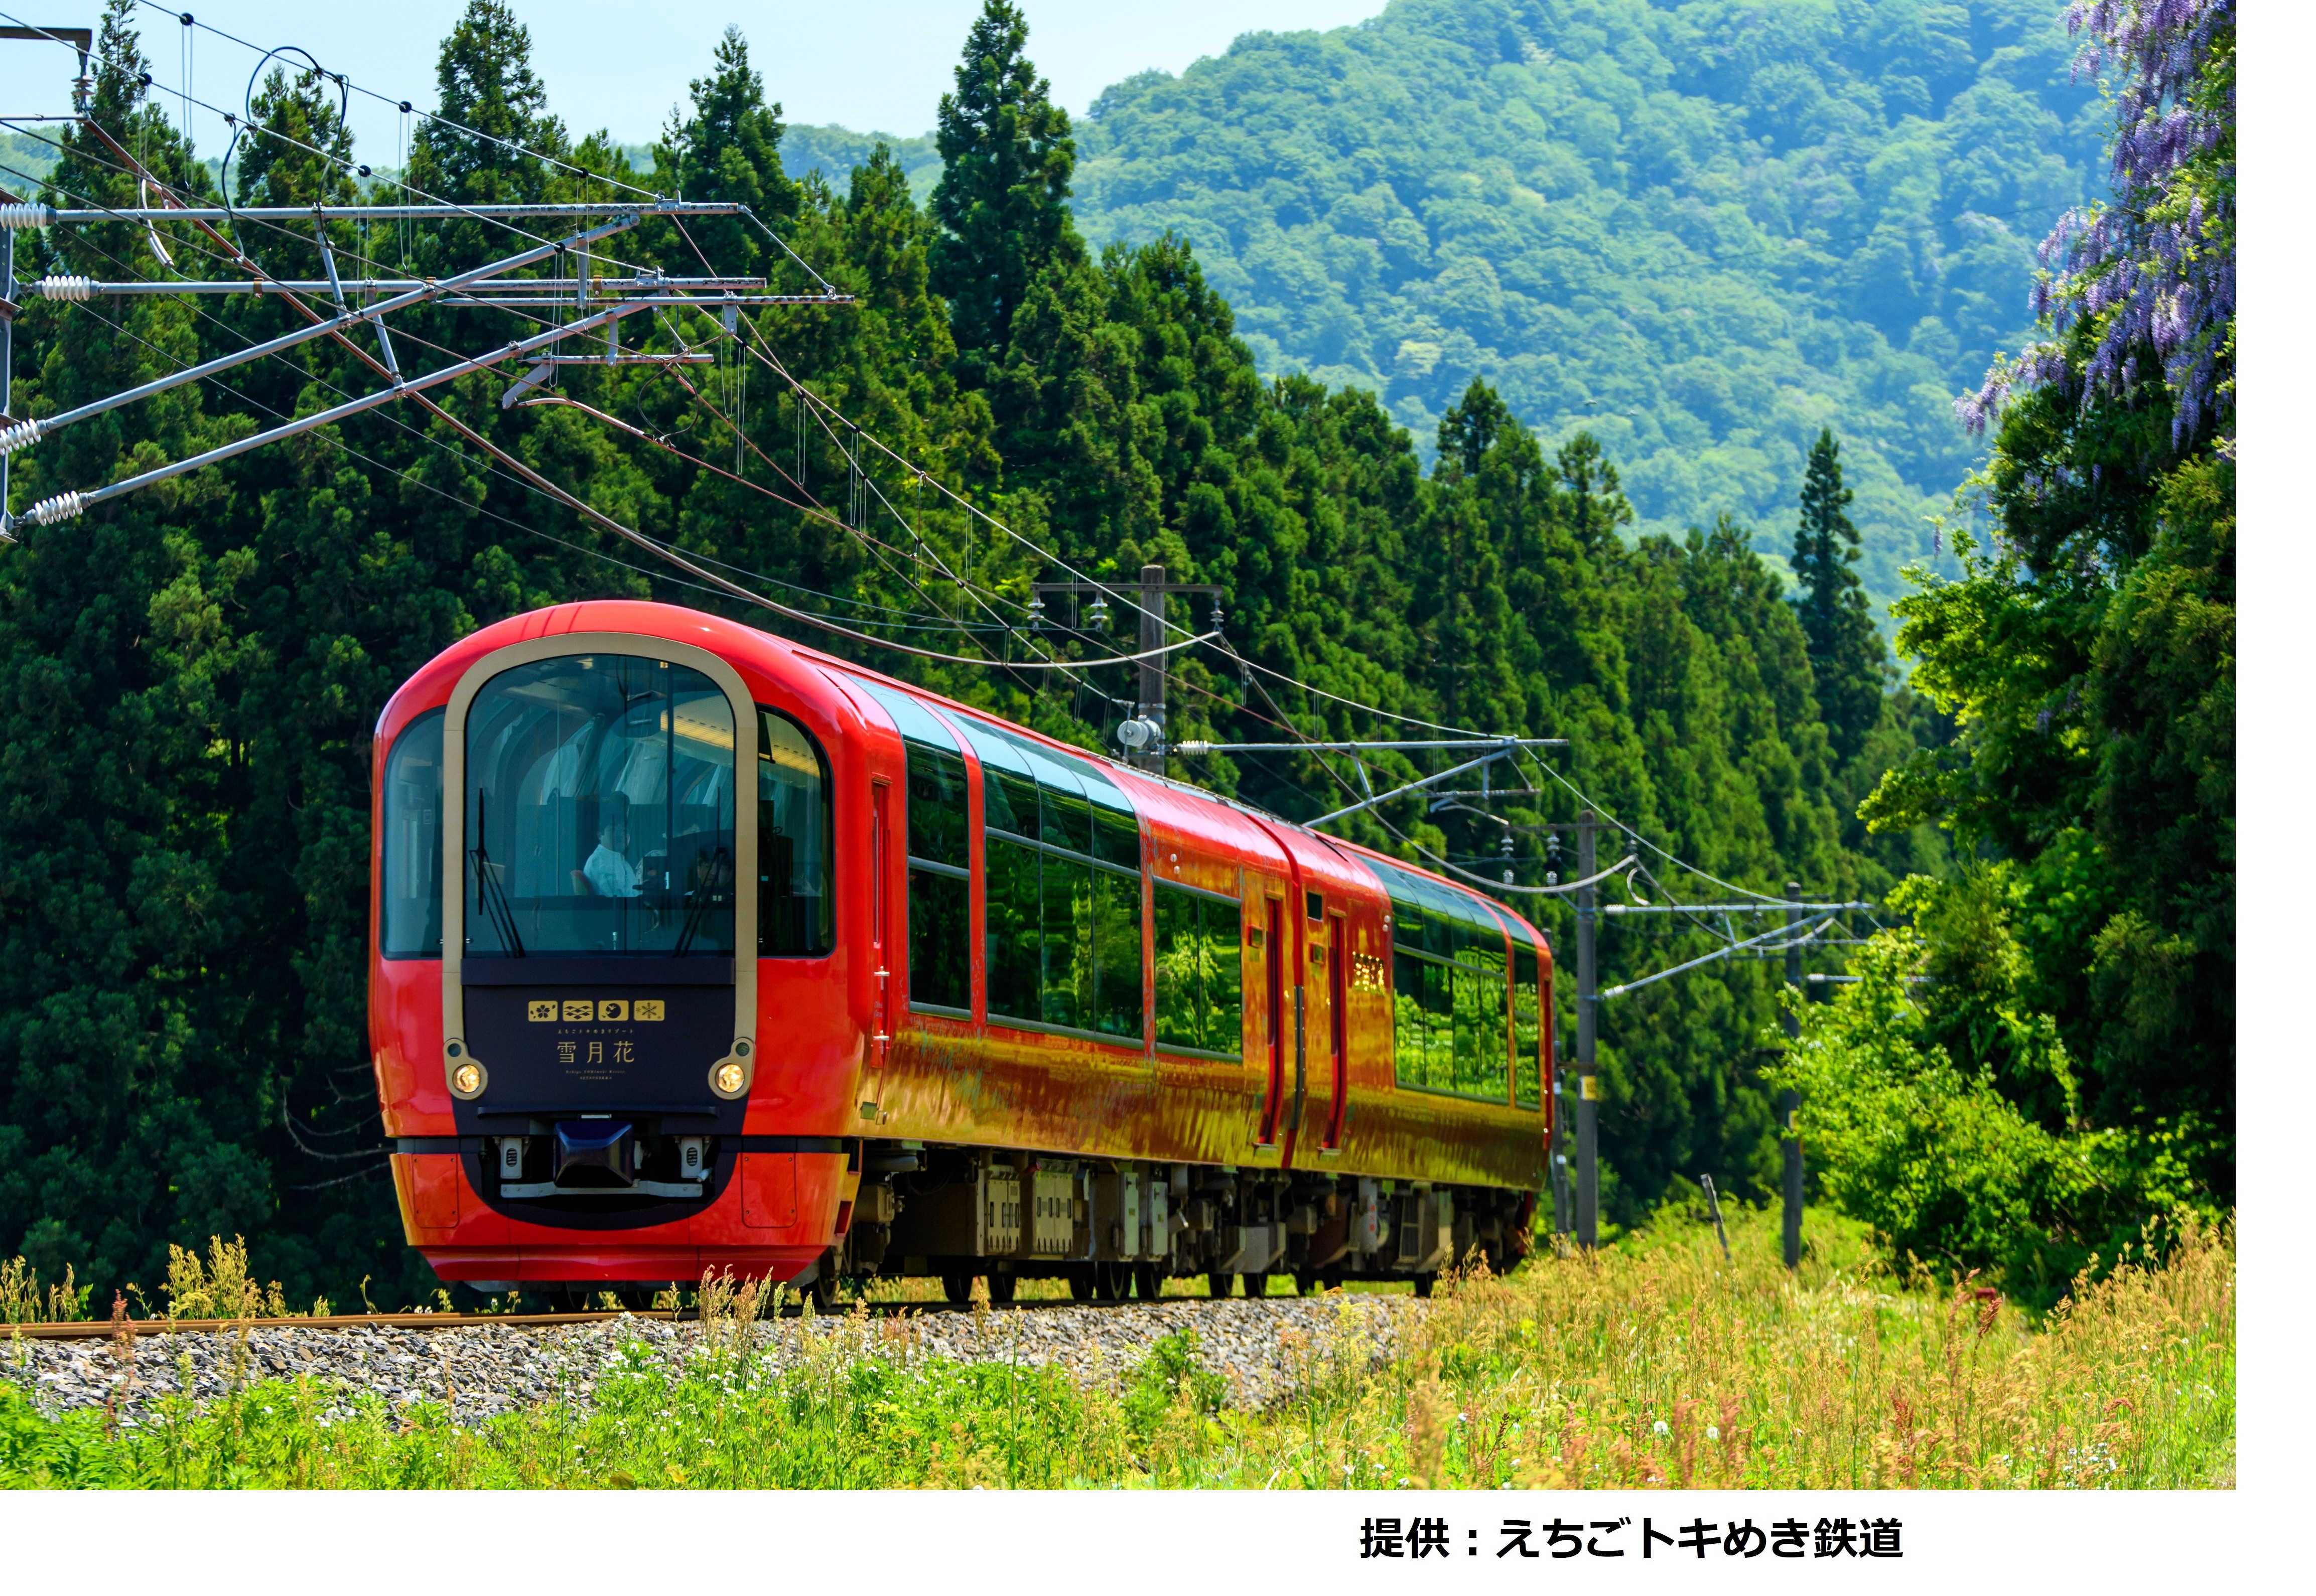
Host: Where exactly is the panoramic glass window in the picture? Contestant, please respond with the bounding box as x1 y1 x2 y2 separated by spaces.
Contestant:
758 708 834 956
843 675 967 1006
380 708 444 958
1513 940 1544 1109
960 717 1145 1040
1152 879 1244 1058
1367 856 1511 1098
464 655 737 959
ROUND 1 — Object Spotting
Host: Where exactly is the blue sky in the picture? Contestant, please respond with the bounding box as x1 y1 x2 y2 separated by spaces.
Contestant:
0 1 1387 164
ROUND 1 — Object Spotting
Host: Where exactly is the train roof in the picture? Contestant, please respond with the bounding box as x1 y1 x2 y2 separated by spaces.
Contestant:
377 599 1549 952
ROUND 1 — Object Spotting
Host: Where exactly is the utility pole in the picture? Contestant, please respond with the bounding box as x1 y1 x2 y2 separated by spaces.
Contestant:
1551 1042 1572 1237
1576 810 1599 1248
1033 564 1223 774
1781 880 1804 1269
1137 563 1166 772
1 219 13 521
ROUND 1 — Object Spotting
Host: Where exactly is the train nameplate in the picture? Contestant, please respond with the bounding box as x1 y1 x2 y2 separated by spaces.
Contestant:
462 983 730 1112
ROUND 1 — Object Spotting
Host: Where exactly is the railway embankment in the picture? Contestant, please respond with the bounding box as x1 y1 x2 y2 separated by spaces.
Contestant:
5 1292 1419 1428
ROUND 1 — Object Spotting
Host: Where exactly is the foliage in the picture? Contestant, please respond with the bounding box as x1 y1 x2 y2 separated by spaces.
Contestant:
1861 0 2232 1202
1067 0 2107 604
0 0 1949 1308
0 1206 2235 1489
928 2 1084 364
781 126 941 209
1767 879 2214 1303
1961 0 2234 444
1790 428 1889 761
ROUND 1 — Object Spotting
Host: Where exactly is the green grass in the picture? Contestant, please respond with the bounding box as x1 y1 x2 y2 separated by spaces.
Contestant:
0 1206 2232 1489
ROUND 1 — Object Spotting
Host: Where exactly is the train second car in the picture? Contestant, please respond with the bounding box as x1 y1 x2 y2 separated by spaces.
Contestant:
371 601 1555 1302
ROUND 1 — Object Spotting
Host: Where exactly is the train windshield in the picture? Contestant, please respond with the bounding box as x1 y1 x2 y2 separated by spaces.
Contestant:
464 655 737 959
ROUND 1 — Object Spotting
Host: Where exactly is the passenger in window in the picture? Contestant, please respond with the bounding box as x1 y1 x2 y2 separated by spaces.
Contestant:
584 801 643 898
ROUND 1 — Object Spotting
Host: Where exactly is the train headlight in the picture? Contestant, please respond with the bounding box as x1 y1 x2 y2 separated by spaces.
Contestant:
453 1062 482 1095
715 1061 746 1095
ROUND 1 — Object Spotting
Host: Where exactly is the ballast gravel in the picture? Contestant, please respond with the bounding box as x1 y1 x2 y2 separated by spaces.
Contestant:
3 1294 1423 1428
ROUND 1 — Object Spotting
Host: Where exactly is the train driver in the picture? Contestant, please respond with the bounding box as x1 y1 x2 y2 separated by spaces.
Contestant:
583 798 644 898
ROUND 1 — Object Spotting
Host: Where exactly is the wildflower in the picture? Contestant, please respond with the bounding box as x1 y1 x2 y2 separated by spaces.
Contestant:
1653 1419 1669 1435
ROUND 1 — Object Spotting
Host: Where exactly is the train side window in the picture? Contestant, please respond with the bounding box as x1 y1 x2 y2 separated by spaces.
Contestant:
962 717 1146 1041
1207 896 1243 1052
904 742 971 1008
1513 943 1543 1109
1366 855 1512 1098
380 708 444 958
1151 879 1243 1059
837 675 971 1005
757 709 835 955
1153 883 1200 1049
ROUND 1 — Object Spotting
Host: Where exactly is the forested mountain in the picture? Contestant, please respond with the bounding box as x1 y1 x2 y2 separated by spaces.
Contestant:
791 0 2103 609
0 0 2221 1310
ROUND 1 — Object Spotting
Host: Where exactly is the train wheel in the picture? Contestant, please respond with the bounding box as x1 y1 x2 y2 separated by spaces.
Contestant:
542 1285 590 1314
942 1273 973 1306
1132 1263 1163 1300
1242 1271 1271 1300
1205 1271 1234 1299
1293 1270 1317 1297
987 1272 1017 1304
1096 1262 1133 1301
1068 1266 1099 1302
614 1286 655 1313
807 1263 839 1315
1412 1272 1435 1299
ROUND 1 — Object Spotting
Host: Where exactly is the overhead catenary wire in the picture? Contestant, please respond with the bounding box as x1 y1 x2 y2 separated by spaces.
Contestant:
1599 913 1840 999
1 43 1882 931
0 141 1152 684
0 153 1042 648
127 1 844 298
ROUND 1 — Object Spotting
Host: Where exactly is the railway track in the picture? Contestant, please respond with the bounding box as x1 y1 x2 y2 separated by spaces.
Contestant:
4 1292 1418 1422
1 1289 1339 1342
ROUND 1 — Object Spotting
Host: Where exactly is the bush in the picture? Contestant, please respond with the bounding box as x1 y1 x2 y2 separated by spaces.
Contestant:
1767 873 2216 1303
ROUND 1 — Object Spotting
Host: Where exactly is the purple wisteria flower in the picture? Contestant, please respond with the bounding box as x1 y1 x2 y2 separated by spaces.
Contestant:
1959 0 2234 449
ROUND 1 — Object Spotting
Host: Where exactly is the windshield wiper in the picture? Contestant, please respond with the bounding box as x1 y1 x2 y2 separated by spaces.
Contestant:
672 845 732 959
468 794 525 957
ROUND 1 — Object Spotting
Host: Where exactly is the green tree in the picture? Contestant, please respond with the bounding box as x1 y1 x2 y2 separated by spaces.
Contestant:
928 1 1083 366
645 27 799 281
1854 0 2234 1213
1790 428 1889 761
0 2 1958 1306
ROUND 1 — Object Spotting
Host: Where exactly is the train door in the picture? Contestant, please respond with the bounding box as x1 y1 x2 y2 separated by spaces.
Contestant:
1323 907 1350 1149
1254 891 1289 1146
870 779 892 1071
1286 890 1338 1161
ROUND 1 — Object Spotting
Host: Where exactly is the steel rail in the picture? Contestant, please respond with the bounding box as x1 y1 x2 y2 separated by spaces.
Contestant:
2 1294 1221 1339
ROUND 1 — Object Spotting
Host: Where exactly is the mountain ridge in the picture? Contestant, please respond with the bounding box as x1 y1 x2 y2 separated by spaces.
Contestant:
787 0 2103 611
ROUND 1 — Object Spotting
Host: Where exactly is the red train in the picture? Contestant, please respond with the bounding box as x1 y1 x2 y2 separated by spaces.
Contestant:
371 601 1554 1305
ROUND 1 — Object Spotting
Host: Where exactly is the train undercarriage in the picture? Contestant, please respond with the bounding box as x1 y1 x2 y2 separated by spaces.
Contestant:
841 1139 1534 1304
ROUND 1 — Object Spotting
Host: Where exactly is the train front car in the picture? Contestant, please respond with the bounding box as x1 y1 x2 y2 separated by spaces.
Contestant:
372 603 864 1303
372 599 1556 1304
